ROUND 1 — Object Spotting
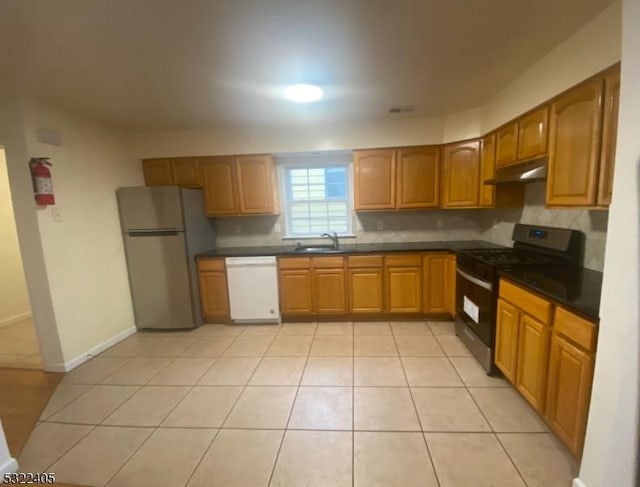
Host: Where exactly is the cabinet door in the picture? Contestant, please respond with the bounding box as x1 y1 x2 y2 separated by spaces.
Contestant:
279 269 313 315
546 333 595 457
143 159 174 186
547 79 604 206
597 68 620 206
517 106 549 161
423 254 447 314
495 298 520 382
354 149 396 210
480 134 496 207
385 267 422 313
444 254 457 317
198 271 229 319
348 268 383 313
201 156 239 216
396 146 440 209
496 122 518 167
171 158 201 187
236 155 276 214
442 140 481 208
515 314 550 412
313 268 346 314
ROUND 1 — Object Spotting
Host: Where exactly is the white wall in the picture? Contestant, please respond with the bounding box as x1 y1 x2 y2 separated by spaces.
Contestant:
0 148 30 326
0 95 65 368
21 99 143 364
577 0 640 484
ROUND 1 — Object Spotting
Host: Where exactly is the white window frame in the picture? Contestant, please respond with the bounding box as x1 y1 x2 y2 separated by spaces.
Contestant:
277 151 354 239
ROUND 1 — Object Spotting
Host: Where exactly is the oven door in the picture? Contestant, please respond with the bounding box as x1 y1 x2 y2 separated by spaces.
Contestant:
455 267 494 349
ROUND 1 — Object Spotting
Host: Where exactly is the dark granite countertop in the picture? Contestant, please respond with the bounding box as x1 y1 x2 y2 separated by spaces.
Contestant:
498 265 603 322
196 240 507 258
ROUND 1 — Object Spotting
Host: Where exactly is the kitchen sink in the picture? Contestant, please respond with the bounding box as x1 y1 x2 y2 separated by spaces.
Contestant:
294 246 344 253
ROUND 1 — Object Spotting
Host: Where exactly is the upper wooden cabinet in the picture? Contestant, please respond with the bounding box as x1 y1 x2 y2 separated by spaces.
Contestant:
143 158 201 187
442 140 481 208
143 159 174 186
495 122 518 168
480 134 496 207
201 154 278 217
201 156 239 216
396 146 440 209
597 68 620 206
517 106 549 161
354 149 396 210
546 78 604 206
236 155 277 214
171 158 201 187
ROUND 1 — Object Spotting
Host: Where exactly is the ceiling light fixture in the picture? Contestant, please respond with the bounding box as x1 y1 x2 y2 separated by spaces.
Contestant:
283 84 324 103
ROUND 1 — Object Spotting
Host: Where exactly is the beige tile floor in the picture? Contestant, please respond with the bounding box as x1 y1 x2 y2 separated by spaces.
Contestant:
0 318 43 369
19 320 578 486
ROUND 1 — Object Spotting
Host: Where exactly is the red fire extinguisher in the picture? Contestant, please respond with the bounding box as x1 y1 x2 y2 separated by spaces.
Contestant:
29 157 55 206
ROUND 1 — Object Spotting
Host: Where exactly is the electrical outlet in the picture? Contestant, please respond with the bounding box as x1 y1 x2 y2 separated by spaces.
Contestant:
51 207 62 223
376 220 384 230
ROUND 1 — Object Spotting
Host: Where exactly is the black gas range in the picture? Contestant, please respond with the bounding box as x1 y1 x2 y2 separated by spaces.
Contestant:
454 224 584 374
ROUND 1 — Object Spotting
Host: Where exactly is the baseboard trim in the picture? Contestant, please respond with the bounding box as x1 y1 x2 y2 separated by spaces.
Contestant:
573 478 588 487
45 326 137 373
0 457 19 476
0 311 31 329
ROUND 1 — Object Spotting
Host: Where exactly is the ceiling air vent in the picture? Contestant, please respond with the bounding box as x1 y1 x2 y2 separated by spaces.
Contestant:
389 105 417 114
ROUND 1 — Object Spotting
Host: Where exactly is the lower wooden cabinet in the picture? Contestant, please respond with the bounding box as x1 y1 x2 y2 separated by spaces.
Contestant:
423 254 447 314
497 279 598 459
279 269 313 315
516 314 550 412
313 268 346 314
197 259 229 320
495 298 521 383
385 255 423 313
348 268 384 313
444 254 457 317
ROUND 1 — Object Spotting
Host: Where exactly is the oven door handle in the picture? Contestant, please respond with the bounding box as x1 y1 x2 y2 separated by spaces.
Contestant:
456 268 493 291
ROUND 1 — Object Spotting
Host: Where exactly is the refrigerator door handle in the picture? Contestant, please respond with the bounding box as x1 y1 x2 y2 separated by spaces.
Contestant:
128 230 181 237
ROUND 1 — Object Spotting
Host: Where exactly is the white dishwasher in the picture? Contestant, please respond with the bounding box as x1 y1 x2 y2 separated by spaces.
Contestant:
225 256 281 323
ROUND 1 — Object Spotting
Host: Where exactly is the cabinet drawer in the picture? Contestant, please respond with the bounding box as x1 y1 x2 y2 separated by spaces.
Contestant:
347 255 383 268
312 256 345 269
385 254 422 267
500 279 552 324
279 257 311 269
554 307 597 352
198 258 225 272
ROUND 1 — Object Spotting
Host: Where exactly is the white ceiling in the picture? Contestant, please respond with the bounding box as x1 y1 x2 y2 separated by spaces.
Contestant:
1 0 615 132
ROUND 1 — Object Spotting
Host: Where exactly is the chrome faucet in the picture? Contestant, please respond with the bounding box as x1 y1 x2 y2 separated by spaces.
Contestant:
321 230 339 249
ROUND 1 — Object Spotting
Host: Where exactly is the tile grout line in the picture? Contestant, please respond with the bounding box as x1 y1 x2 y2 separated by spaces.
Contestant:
393 320 442 487
40 423 99 474
440 335 530 486
266 322 319 487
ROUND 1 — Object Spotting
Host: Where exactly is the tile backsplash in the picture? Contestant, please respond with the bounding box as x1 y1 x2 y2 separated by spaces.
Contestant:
479 183 608 271
213 182 608 272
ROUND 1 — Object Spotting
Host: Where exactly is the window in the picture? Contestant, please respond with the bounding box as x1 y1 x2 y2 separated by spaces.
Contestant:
279 153 352 238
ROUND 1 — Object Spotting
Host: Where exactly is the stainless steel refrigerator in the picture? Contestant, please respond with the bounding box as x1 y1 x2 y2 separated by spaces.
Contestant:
116 186 216 330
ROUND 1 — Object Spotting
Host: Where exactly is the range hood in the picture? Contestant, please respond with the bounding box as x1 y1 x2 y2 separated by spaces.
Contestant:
485 157 547 185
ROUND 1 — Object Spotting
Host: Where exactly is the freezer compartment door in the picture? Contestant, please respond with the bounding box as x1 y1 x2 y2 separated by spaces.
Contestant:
117 186 184 232
123 232 194 329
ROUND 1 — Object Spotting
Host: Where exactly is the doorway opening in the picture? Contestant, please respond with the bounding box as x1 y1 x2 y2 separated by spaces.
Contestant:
0 146 42 369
